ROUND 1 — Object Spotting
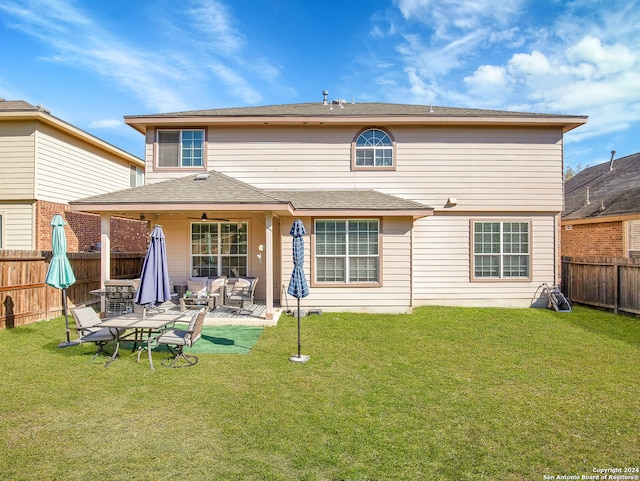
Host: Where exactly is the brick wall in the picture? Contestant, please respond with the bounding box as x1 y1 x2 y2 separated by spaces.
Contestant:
561 220 624 257
36 200 148 252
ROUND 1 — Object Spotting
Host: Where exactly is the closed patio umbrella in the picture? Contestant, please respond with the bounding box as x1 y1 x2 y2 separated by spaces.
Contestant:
44 214 77 347
288 219 310 363
135 225 171 312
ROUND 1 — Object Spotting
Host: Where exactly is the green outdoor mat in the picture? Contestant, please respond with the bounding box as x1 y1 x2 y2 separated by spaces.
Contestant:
178 325 264 355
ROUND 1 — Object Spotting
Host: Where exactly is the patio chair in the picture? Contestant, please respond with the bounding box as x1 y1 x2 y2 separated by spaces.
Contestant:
226 277 259 314
71 306 125 362
153 307 206 368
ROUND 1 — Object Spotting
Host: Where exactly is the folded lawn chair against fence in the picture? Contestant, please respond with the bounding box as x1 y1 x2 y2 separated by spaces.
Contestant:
153 308 206 368
71 306 125 362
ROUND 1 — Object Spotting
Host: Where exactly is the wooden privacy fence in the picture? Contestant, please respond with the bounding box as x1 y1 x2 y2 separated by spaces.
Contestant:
561 256 640 316
0 250 145 329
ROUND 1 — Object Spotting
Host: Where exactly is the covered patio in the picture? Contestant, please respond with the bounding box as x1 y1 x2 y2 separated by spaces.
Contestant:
69 170 433 318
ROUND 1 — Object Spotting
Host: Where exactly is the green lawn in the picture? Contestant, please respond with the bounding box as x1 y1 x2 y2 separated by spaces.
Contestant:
1 305 639 480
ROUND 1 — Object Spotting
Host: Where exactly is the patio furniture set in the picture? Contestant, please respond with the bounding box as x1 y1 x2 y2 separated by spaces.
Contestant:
71 305 207 369
70 276 259 369
179 276 259 315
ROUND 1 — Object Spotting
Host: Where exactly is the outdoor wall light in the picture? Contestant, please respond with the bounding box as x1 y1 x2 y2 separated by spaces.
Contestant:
201 213 208 221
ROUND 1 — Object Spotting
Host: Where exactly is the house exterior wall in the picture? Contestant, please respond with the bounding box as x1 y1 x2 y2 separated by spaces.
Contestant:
561 221 625 257
414 213 556 307
36 200 148 252
0 120 36 200
144 126 564 213
35 122 133 203
0 116 147 252
0 201 34 249
141 123 565 310
278 216 413 312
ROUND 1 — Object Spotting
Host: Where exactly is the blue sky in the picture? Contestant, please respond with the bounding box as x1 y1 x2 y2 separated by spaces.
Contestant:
1 0 638 172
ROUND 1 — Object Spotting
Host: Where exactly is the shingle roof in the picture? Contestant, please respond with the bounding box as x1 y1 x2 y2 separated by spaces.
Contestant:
268 189 432 212
70 170 432 215
127 102 582 120
72 171 284 205
0 99 41 112
563 152 640 220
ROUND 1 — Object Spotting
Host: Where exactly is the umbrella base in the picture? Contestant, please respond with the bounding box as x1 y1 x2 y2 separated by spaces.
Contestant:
289 354 310 364
58 340 81 348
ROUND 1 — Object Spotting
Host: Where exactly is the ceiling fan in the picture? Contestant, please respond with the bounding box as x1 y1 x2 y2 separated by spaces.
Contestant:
186 212 230 222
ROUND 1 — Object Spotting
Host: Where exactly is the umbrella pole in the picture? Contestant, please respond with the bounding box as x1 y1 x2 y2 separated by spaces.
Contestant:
63 288 70 343
297 297 301 358
289 296 309 363
58 288 78 348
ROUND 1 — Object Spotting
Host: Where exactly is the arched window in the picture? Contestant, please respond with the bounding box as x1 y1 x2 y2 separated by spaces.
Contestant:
352 128 395 169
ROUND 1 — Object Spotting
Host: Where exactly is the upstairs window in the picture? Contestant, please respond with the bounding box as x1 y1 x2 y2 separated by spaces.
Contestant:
472 220 531 280
157 129 204 168
352 128 395 170
130 165 144 187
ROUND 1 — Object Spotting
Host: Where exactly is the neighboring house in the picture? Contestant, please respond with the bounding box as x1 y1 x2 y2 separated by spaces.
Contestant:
70 96 586 318
0 99 147 252
562 152 640 258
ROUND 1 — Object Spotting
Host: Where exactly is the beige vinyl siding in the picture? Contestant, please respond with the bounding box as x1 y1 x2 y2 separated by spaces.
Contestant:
413 214 556 307
140 122 565 310
0 121 36 200
0 202 35 249
277 216 413 313
146 125 564 212
35 123 132 204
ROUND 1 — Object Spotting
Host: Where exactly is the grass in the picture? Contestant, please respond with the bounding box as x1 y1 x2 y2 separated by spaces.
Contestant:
0 305 639 480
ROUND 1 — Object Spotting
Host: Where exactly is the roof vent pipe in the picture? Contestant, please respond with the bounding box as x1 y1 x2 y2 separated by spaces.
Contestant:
609 150 616 171
586 186 591 205
322 90 329 105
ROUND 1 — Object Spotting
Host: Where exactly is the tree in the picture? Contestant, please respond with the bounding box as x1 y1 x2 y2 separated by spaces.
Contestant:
564 163 584 181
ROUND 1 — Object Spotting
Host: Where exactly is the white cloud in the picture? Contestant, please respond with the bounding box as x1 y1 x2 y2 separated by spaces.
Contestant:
89 119 122 128
464 64 507 87
395 0 523 39
566 36 637 78
186 0 244 55
507 51 552 76
0 0 280 111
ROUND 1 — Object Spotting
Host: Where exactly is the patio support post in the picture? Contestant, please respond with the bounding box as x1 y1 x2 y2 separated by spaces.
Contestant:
100 214 111 314
265 212 274 321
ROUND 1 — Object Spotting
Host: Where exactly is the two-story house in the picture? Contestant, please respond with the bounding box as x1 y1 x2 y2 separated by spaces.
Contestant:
0 99 147 252
70 96 587 318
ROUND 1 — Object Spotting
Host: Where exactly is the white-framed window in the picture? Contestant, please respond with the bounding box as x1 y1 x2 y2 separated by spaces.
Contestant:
191 222 247 278
352 128 395 169
629 220 640 258
472 220 531 280
130 165 144 187
315 219 380 284
157 129 204 168
0 213 4 249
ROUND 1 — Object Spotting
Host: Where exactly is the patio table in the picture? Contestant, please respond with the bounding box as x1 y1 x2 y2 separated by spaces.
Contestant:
98 312 189 369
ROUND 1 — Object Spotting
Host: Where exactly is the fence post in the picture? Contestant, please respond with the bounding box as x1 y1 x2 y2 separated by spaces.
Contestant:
614 262 620 314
